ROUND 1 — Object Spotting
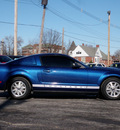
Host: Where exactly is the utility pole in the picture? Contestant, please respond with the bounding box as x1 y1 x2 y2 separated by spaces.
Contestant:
14 0 18 56
107 11 111 66
62 28 64 54
1 39 4 55
39 0 48 54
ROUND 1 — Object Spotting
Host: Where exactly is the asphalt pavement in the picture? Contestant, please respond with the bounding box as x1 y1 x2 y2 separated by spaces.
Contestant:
0 91 120 130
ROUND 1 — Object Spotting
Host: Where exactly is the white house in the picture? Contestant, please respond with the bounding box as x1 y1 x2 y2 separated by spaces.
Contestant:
68 44 112 66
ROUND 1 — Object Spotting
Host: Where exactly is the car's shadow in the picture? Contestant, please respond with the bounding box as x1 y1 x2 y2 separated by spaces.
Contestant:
0 91 98 99
0 91 9 98
0 91 99 111
32 92 98 99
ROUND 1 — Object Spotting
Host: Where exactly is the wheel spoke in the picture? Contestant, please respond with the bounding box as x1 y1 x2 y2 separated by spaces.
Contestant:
12 88 17 94
115 89 120 94
18 90 22 96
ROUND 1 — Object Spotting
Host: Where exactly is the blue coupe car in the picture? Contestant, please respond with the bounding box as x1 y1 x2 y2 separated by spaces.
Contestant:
0 53 120 100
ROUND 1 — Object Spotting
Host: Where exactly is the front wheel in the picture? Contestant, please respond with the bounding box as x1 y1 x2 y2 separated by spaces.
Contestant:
101 77 120 100
8 77 31 99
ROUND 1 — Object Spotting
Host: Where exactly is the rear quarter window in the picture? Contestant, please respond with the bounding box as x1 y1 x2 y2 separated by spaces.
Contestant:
11 56 36 66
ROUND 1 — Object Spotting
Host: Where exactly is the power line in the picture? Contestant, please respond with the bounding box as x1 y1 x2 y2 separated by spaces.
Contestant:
2 0 120 40
1 20 120 47
62 0 107 24
64 33 119 49
47 7 111 40
0 21 41 27
65 31 120 43
48 7 104 27
30 0 42 8
62 0 120 30
47 1 120 41
1 0 36 5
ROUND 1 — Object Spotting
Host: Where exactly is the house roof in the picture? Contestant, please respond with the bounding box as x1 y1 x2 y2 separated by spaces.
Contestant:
22 44 33 49
67 42 76 53
100 50 107 60
80 45 107 60
80 46 96 57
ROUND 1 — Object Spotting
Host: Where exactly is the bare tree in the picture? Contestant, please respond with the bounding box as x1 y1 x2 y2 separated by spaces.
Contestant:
27 30 62 53
17 37 23 55
3 36 23 55
42 30 62 53
114 49 120 61
65 40 72 54
28 38 39 45
4 36 13 55
43 29 61 45
66 41 76 55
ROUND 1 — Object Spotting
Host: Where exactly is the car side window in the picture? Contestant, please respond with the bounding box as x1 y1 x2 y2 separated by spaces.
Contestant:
40 56 74 68
118 64 120 68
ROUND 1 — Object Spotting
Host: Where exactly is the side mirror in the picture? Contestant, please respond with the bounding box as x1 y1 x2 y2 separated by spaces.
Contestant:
72 63 81 69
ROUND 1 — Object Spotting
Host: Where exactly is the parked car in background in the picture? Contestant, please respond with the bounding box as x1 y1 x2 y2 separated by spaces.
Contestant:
0 53 120 100
88 63 106 67
110 63 120 68
8 55 23 60
0 55 12 63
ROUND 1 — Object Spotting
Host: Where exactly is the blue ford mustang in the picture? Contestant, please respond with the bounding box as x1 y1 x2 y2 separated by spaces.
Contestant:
0 53 120 100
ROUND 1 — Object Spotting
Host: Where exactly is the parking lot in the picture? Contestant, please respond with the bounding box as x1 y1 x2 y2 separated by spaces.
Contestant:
0 91 120 130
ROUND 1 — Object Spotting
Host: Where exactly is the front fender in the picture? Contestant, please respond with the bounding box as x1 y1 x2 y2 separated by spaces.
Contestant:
98 73 120 86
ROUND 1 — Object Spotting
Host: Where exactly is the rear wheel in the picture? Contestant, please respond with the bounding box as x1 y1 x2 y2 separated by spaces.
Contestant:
8 77 31 99
101 77 120 100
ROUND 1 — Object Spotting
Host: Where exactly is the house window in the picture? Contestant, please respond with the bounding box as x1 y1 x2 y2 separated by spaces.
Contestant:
95 57 100 63
81 57 85 63
95 58 96 62
76 51 81 54
34 49 37 53
29 50 32 53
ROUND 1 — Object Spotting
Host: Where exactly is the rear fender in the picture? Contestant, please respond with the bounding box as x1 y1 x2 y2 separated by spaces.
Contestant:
5 70 38 90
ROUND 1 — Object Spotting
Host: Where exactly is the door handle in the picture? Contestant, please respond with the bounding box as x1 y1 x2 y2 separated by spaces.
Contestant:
43 69 51 73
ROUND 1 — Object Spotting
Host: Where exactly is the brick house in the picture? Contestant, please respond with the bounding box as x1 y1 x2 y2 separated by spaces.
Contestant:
68 44 113 66
22 44 65 56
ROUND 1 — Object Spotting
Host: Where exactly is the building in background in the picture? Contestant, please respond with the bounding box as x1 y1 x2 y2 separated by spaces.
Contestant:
22 43 65 56
68 43 113 66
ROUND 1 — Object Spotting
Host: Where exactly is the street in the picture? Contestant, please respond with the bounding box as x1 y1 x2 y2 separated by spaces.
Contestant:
0 91 120 130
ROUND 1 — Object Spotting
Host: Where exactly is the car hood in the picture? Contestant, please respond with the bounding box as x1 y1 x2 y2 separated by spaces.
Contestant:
90 66 120 72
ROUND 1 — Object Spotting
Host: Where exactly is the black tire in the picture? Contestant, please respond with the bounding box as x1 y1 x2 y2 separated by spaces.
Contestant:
101 77 120 100
8 77 31 99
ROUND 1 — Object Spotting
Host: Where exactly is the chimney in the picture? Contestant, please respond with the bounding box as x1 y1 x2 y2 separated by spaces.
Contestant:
96 45 99 48
82 43 84 46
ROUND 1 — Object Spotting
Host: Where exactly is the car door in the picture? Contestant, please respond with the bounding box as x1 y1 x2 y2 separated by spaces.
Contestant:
39 55 88 90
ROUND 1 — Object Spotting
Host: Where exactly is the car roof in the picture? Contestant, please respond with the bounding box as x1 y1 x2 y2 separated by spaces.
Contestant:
0 55 9 57
7 53 88 68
